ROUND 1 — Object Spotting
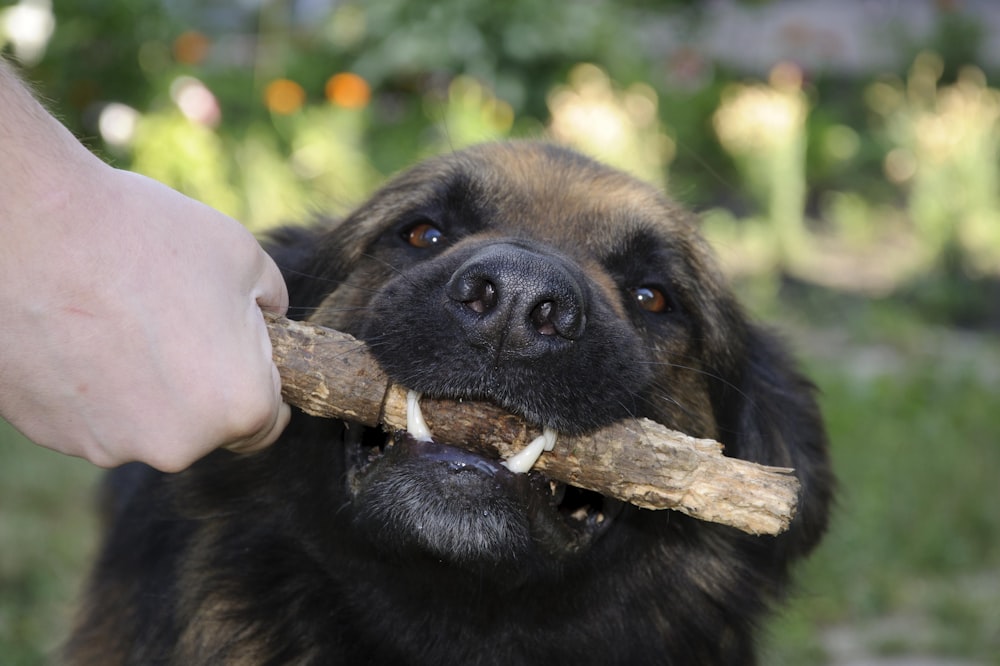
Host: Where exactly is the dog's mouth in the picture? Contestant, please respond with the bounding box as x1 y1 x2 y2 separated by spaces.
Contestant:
341 393 623 558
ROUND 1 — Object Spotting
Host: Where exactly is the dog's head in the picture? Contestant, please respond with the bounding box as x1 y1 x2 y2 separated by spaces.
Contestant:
270 142 831 577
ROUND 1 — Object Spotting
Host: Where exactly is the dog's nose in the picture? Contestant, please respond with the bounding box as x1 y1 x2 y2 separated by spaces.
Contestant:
446 243 587 356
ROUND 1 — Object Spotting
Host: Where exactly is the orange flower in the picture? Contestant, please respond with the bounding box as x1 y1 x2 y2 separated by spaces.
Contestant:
264 79 306 115
173 30 211 65
326 72 371 109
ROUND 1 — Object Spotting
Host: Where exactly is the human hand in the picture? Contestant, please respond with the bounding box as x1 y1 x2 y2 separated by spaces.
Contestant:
0 165 291 471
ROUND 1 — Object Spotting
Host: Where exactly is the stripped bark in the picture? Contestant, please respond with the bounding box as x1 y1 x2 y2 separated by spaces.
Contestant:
265 313 800 535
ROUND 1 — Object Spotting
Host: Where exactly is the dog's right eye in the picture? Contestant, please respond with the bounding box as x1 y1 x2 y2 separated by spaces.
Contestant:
630 285 675 314
404 222 445 249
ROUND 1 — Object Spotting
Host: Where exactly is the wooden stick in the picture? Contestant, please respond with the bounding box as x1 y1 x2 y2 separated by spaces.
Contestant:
265 313 800 535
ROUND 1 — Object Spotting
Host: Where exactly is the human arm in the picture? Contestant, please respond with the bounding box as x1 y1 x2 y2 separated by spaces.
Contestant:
0 58 290 472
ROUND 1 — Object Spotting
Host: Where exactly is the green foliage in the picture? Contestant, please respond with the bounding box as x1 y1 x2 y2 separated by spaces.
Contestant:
8 0 999 296
20 0 179 142
758 294 1000 664
877 56 1000 278
0 422 99 666
339 0 647 116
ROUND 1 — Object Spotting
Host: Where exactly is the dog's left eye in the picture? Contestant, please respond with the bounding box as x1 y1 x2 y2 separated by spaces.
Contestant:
630 286 673 313
404 222 445 249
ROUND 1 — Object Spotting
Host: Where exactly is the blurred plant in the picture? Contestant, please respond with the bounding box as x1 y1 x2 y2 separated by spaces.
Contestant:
0 1 682 233
3 0 182 147
423 75 516 155
0 0 54 65
127 76 243 221
108 59 678 232
8 0 1000 297
131 108 243 219
869 51 1000 278
339 0 647 118
709 62 811 271
125 70 386 231
283 100 383 222
547 63 674 190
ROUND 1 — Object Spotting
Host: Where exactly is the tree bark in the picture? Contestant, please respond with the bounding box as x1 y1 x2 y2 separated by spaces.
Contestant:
265 313 800 536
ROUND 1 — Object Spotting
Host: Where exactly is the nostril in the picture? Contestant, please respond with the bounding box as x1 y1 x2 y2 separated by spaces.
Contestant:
530 301 558 336
530 298 586 340
462 279 497 314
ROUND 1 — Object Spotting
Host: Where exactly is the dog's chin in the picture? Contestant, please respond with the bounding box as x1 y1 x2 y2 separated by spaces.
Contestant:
342 426 623 568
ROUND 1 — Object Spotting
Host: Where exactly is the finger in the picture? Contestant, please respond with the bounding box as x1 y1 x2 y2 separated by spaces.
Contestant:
221 355 290 455
222 400 291 456
254 250 289 316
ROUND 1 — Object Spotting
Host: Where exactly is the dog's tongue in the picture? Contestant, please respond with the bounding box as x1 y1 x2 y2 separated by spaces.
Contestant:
405 390 557 473
394 433 510 477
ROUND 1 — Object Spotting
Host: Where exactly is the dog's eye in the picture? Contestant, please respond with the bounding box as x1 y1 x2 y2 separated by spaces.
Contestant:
630 286 673 313
404 222 445 249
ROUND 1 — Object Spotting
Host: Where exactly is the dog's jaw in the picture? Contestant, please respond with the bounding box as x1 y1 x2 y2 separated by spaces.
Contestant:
406 389 557 474
340 392 623 567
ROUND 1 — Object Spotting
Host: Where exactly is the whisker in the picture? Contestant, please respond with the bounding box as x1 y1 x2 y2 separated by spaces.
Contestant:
286 305 373 317
634 390 706 428
276 265 342 284
637 359 748 398
275 262 394 298
357 251 420 289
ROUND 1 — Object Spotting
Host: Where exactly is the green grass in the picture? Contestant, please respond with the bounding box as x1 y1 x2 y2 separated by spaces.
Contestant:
2 298 998 664
0 423 100 666
762 295 1000 664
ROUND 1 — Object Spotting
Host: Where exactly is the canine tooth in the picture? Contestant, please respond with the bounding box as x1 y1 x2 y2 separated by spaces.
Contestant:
502 427 557 474
406 391 434 442
542 429 556 452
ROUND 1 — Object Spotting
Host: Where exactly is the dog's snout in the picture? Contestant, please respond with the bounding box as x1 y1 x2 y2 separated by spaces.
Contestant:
446 244 587 355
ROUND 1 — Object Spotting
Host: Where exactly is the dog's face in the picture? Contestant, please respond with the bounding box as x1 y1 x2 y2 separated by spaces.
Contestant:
277 142 830 571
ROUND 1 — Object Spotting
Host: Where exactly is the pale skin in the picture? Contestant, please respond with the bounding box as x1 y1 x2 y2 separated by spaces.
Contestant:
0 58 290 472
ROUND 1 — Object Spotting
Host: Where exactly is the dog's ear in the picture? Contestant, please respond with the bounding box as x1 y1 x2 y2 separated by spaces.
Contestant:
712 325 834 559
261 225 336 320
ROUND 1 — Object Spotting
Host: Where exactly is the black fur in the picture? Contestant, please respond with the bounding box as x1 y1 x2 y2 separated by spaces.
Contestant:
65 142 833 665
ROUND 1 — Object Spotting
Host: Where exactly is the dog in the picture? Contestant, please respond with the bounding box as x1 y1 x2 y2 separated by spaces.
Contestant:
64 142 833 665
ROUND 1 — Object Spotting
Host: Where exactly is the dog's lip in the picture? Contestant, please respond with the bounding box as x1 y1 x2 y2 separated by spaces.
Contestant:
395 435 510 478
342 424 623 553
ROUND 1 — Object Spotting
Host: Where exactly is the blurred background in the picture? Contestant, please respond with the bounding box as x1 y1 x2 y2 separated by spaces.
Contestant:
1 0 998 663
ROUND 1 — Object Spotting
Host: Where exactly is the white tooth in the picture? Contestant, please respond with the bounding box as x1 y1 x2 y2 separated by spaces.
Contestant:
502 427 558 474
406 391 434 442
541 427 557 452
